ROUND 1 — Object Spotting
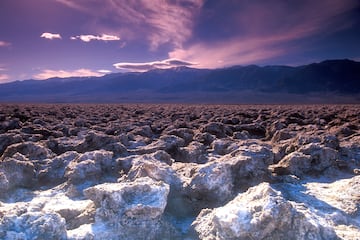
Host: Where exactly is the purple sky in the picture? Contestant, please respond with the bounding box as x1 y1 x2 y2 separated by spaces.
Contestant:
0 0 360 83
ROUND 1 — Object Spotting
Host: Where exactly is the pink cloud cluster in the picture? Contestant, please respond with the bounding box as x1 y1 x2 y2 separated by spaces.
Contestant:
0 41 11 47
33 69 106 80
0 67 10 83
71 34 120 42
0 74 10 83
40 32 62 40
57 0 358 70
56 0 204 50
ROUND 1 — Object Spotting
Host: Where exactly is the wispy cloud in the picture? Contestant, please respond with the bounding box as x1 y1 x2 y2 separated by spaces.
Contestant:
113 58 195 72
56 0 204 49
0 74 10 83
33 69 105 80
40 32 62 40
71 34 120 42
169 42 282 69
0 66 10 83
98 69 112 74
0 41 11 47
56 0 358 68
170 0 359 68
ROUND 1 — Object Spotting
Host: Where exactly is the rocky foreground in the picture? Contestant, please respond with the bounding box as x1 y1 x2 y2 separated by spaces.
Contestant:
0 104 359 239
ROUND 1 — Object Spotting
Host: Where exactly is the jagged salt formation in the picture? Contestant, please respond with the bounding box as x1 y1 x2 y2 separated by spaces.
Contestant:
0 104 359 239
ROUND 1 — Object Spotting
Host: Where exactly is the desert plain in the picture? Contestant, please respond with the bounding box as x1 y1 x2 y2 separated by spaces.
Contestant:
0 104 359 239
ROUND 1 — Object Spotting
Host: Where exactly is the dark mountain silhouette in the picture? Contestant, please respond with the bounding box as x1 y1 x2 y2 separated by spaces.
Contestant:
0 59 359 103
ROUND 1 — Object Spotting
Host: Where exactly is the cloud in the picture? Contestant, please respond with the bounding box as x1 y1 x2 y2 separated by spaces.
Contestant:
98 69 112 74
40 32 62 40
71 34 120 42
56 0 204 49
170 0 359 68
113 58 195 72
57 0 358 68
0 74 10 83
33 69 105 80
0 41 11 47
169 35 294 69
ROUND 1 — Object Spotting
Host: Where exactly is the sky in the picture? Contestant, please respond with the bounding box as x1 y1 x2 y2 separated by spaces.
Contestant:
0 0 360 83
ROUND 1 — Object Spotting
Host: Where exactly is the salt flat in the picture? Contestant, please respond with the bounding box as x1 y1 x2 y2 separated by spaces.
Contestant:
0 104 359 239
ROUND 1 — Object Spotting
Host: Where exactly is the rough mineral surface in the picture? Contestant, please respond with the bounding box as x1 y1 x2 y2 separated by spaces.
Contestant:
0 104 360 239
192 182 338 240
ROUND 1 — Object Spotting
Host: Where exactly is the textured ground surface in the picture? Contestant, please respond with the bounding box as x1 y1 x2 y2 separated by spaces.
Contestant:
0 104 359 239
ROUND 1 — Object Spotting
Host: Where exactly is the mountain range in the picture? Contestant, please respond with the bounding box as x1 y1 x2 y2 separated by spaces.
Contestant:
0 59 359 103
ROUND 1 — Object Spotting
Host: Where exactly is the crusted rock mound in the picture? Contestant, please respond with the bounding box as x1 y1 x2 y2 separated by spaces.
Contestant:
0 212 67 240
68 177 177 239
193 182 338 240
